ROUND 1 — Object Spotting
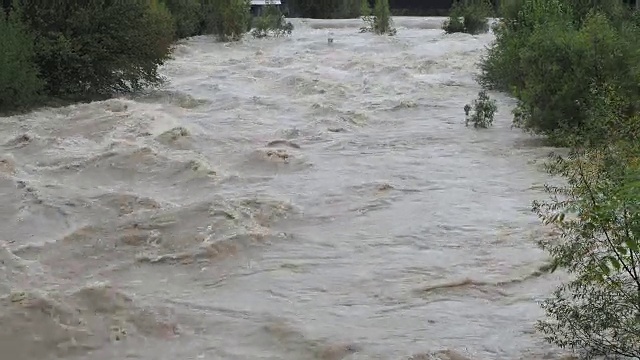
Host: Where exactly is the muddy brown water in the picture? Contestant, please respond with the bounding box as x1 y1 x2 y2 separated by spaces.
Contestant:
0 17 569 360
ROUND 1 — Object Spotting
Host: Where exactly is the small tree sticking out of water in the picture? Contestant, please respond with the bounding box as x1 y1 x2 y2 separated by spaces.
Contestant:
464 90 497 128
360 0 396 35
251 5 293 38
443 0 492 35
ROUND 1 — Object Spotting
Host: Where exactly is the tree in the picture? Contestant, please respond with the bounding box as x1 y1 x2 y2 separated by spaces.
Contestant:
443 0 492 35
0 4 43 112
360 0 396 35
18 0 175 98
534 139 640 358
202 0 251 41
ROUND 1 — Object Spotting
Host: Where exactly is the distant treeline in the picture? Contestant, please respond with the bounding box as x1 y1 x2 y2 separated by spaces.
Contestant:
283 0 510 18
283 0 459 17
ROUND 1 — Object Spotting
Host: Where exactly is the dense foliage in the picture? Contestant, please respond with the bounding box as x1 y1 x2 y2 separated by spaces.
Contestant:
18 0 176 98
163 0 206 38
251 4 294 38
0 0 290 113
202 0 251 41
0 5 43 111
534 142 640 359
477 0 640 357
478 0 640 145
443 0 492 34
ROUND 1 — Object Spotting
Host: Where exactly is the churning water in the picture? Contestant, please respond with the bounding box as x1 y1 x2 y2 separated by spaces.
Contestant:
0 17 569 360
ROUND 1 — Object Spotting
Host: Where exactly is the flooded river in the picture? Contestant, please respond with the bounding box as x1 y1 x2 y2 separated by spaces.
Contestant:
0 17 567 360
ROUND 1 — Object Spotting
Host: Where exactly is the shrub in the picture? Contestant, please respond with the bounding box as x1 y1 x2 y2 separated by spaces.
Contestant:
251 5 293 38
18 0 175 98
163 0 205 39
518 13 638 144
360 0 396 35
471 0 640 358
477 0 575 91
0 5 43 112
464 90 497 128
478 0 640 145
203 0 251 41
534 140 640 358
443 0 492 35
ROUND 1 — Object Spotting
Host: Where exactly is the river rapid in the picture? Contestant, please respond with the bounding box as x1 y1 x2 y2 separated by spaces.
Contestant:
0 17 568 360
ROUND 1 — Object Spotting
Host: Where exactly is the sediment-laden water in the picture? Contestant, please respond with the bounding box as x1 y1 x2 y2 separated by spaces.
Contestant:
0 17 567 360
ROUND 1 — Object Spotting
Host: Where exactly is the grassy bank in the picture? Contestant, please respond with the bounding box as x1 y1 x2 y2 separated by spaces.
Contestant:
476 0 640 357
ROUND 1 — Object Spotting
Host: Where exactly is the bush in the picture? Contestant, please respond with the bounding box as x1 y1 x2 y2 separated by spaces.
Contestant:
360 0 396 35
481 1 640 357
464 90 497 128
202 0 251 41
534 141 640 358
478 0 640 145
163 0 205 39
443 0 492 35
478 0 575 92
0 5 43 112
18 0 175 98
251 5 293 38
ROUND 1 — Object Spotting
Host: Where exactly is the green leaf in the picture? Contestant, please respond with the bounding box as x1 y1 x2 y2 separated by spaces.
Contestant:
608 256 621 271
615 245 628 256
625 238 640 253
599 261 611 276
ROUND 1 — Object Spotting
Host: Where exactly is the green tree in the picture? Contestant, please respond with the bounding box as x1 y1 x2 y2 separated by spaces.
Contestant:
360 0 395 34
443 0 492 35
0 4 43 112
18 0 175 98
372 0 392 34
478 0 640 146
163 0 206 39
202 0 251 41
534 140 640 358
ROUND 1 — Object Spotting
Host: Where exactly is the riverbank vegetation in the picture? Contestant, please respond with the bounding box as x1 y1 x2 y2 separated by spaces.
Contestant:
360 0 396 35
477 0 640 357
443 0 492 34
0 0 293 114
251 4 294 38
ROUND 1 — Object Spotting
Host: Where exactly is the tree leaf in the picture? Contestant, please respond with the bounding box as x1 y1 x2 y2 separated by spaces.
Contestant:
598 261 611 276
625 238 639 253
608 256 621 271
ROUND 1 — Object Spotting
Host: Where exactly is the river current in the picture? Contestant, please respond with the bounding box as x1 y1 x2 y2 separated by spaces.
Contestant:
0 17 568 360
